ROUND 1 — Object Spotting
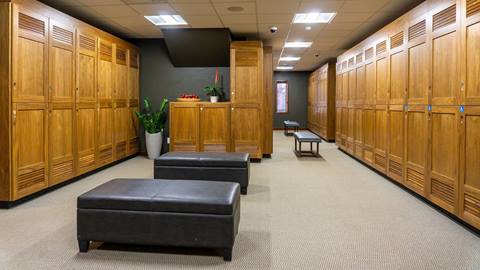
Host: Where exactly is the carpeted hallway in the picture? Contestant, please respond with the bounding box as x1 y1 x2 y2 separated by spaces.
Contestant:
0 131 479 270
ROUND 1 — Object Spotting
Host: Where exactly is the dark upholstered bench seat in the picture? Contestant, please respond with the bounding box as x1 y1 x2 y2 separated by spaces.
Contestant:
293 131 322 157
283 120 300 136
154 152 250 194
77 179 240 261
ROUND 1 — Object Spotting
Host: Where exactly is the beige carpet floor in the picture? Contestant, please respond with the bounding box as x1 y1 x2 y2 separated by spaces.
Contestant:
1 131 479 270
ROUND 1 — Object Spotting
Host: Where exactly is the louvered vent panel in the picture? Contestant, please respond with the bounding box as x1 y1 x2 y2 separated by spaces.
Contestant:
52 26 73 45
389 160 402 178
52 160 74 179
99 147 113 162
406 168 424 190
116 48 127 65
348 57 354 67
116 142 127 158
19 13 45 36
336 63 341 72
409 20 426 41
464 193 480 218
431 178 454 206
342 61 347 69
356 53 363 64
100 43 112 61
467 0 480 17
390 31 404 49
130 53 139 68
79 154 95 170
18 169 45 191
365 47 374 60
376 40 387 55
129 138 139 153
375 154 386 170
80 35 95 52
433 4 456 31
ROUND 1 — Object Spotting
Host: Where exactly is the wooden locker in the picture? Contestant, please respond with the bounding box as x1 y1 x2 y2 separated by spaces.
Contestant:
365 61 376 105
336 73 342 108
341 107 348 149
97 102 114 166
389 31 406 105
376 40 389 105
407 18 429 105
464 8 480 105
115 45 129 102
354 107 363 159
342 72 349 107
363 107 375 165
231 104 262 157
127 107 139 155
98 39 113 102
200 103 230 152
428 106 459 214
459 106 480 228
374 107 388 173
169 102 199 152
76 30 97 174
430 3 460 106
356 65 365 105
12 103 48 199
48 21 75 185
405 105 428 195
348 67 356 106
347 107 355 153
387 106 404 182
336 107 342 145
12 7 48 104
114 103 128 160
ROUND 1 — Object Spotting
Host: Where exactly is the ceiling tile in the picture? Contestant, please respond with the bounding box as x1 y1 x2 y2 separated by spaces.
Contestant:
110 16 152 28
340 0 389 13
297 0 345 13
227 24 258 34
332 12 373 23
220 14 256 24
41 0 83 6
256 0 301 14
170 3 216 15
324 21 362 30
183 15 223 28
258 14 294 24
90 5 139 17
129 3 176 15
213 2 256 15
168 0 210 3
76 0 124 6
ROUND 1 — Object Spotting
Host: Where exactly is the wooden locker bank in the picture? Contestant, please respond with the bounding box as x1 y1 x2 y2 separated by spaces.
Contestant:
334 0 480 230
0 0 140 204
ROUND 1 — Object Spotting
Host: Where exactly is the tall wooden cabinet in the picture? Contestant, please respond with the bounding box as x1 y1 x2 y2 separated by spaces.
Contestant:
307 61 336 141
0 0 140 204
335 0 480 229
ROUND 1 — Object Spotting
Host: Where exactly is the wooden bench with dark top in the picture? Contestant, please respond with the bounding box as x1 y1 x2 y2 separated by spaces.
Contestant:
283 120 300 136
293 131 322 157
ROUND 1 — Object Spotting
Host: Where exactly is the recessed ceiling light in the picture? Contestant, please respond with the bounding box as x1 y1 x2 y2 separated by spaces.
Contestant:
227 6 244 12
277 66 294 70
305 26 312 30
145 15 188 26
293 12 336 24
280 56 301 61
284 41 312 48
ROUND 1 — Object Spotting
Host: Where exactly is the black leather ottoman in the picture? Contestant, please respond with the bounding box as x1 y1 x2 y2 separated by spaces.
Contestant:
77 178 240 261
154 152 250 195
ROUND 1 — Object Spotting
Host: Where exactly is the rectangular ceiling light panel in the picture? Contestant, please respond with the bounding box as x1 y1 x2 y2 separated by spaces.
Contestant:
277 66 294 70
145 15 188 26
284 42 312 48
293 13 336 24
280 56 301 61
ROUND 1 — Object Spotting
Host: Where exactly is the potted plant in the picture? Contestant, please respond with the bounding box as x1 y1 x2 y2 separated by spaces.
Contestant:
135 97 168 159
203 67 225 103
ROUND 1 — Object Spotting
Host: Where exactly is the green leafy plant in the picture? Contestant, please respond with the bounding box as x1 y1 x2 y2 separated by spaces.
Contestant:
135 98 168 134
203 85 220 96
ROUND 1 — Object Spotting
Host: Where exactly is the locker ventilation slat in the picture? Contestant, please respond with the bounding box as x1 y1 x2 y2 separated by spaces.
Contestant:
80 35 95 52
375 154 386 170
79 154 95 170
376 40 387 55
406 168 424 190
52 25 73 45
19 13 44 36
116 48 127 65
365 47 374 60
431 178 454 206
464 193 480 218
356 53 363 64
99 147 113 163
18 168 45 190
100 43 112 61
342 61 347 70
467 0 480 17
116 142 127 158
130 53 139 68
348 57 354 67
390 31 404 49
433 4 456 31
389 160 402 178
129 138 139 153
408 20 426 41
52 160 73 179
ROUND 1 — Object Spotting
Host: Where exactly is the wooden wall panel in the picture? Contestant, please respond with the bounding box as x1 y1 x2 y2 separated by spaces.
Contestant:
263 46 273 155
388 107 404 182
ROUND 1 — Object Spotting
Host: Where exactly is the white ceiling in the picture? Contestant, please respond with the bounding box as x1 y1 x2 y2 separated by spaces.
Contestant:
40 0 424 71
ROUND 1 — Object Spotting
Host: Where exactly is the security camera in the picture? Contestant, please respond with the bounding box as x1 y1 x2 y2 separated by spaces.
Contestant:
314 53 320 57
270 26 278 33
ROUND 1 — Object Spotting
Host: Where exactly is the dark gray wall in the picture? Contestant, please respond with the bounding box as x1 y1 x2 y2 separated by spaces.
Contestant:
131 39 230 152
273 71 309 129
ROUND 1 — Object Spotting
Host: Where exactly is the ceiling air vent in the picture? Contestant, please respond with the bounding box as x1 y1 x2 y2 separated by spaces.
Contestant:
433 4 456 31
408 20 426 41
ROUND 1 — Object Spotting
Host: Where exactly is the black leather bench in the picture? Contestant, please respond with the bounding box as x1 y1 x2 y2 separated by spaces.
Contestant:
283 120 300 136
77 178 240 261
154 152 250 194
293 131 322 157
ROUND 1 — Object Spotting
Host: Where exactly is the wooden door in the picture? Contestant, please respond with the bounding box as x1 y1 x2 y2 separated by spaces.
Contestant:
374 107 388 173
407 18 429 105
389 31 406 105
341 107 348 149
430 3 460 106
12 8 48 104
231 104 262 158
428 106 459 213
98 39 113 102
200 103 231 152
365 62 376 105
114 102 128 160
230 44 263 104
459 106 480 228
363 108 375 165
115 46 129 102
342 72 349 107
405 105 428 195
48 21 75 185
348 69 356 106
336 107 342 145
12 103 48 199
354 107 363 159
97 102 114 166
388 106 404 182
336 74 342 108
76 30 97 173
169 102 199 152
347 108 355 153
464 7 480 105
356 65 365 105
376 55 388 105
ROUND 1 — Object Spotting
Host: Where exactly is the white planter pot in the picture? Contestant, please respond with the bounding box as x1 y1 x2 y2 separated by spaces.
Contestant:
145 131 162 159
210 96 219 103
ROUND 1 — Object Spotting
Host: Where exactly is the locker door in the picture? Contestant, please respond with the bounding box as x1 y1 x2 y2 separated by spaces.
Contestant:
200 103 230 152
388 106 404 182
114 104 128 160
342 72 349 107
389 31 406 105
365 62 376 105
374 107 388 173
115 46 129 102
363 108 375 165
231 105 262 158
169 103 199 152
464 10 480 105
356 65 365 105
341 107 348 149
127 106 139 155
98 39 113 102
336 107 342 146
347 108 355 153
405 105 428 195
354 107 363 159
407 18 429 105
376 55 388 105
